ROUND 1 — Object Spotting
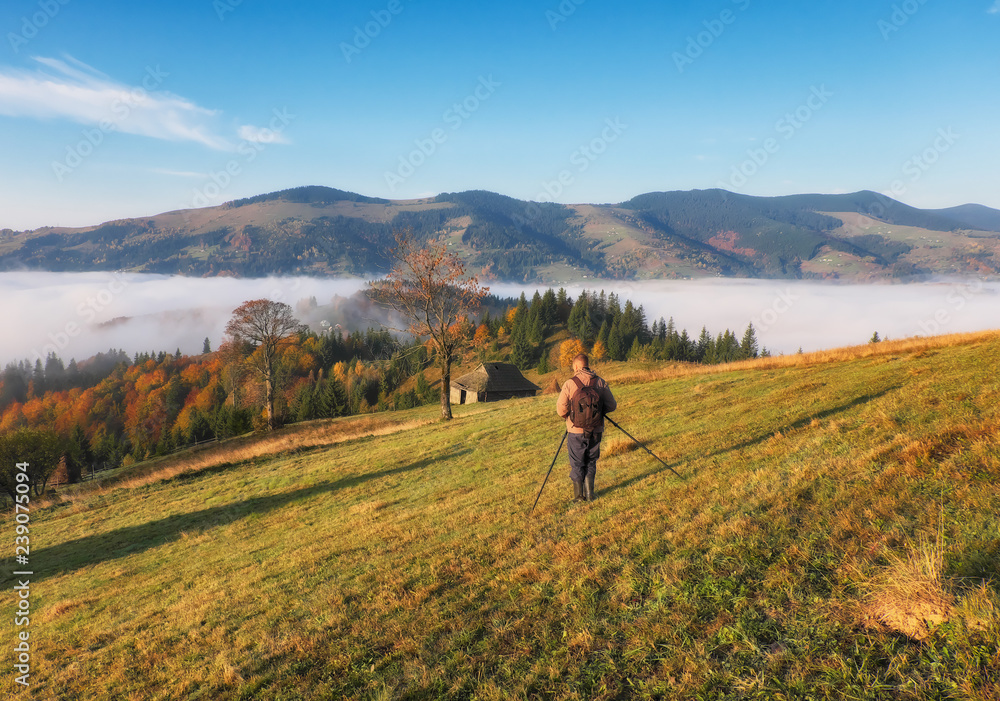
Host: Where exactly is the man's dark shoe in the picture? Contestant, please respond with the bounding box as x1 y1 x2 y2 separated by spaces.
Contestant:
572 480 586 502
585 475 595 501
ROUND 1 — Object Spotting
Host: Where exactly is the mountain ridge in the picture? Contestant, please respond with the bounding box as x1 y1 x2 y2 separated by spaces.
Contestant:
2 186 999 282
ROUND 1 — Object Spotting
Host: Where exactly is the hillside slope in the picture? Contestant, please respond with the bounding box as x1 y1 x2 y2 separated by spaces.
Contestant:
4 333 1000 699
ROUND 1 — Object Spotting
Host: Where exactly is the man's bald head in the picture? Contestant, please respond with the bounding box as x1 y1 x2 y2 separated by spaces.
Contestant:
572 353 589 371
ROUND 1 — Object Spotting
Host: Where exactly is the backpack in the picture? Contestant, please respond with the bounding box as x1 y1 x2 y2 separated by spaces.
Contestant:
568 375 603 433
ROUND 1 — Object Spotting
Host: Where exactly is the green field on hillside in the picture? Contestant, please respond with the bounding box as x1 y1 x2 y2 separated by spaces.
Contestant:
4 335 1000 699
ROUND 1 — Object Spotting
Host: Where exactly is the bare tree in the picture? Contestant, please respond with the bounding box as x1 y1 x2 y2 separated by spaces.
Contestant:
224 299 305 430
369 231 488 420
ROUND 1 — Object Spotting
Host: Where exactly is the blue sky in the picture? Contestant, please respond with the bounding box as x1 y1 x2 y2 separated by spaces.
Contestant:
1 0 998 229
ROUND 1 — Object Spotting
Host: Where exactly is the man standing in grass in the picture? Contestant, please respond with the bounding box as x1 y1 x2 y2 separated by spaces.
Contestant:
557 353 617 502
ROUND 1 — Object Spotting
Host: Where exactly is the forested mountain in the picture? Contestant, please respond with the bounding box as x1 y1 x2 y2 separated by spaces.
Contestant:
2 186 999 282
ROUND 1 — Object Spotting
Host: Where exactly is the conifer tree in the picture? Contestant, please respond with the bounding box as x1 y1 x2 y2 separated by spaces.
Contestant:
540 288 559 325
594 290 607 323
696 326 713 363
740 323 759 359
567 292 592 341
67 423 91 483
556 288 572 322
415 371 433 404
627 336 643 360
322 376 349 416
509 327 533 370
536 352 550 374
513 292 529 334
620 300 640 349
678 329 693 362
607 292 621 320
608 318 625 361
597 319 610 349
530 290 543 313
636 305 651 343
529 313 546 345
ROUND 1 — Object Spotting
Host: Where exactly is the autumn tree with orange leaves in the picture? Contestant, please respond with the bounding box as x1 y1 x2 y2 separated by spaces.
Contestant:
369 231 489 420
224 299 305 431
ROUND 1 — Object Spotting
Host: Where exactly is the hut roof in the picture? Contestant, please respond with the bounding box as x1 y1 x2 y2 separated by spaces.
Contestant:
451 363 541 394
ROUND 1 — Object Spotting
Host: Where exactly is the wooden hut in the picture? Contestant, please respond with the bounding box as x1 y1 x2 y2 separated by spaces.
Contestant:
450 363 541 405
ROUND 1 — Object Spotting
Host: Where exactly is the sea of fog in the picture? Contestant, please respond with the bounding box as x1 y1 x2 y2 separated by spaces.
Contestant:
0 271 996 366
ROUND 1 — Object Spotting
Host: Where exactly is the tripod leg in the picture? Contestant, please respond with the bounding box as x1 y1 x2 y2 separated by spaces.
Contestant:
606 417 682 478
529 432 568 516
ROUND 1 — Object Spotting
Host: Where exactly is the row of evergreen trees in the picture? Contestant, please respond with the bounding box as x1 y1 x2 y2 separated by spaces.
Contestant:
483 287 768 371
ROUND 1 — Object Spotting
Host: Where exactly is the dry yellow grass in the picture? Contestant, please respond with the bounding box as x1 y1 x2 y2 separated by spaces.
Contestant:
863 537 955 641
602 437 641 458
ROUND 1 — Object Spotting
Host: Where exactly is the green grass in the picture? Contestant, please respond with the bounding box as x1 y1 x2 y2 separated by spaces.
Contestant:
5 335 1000 699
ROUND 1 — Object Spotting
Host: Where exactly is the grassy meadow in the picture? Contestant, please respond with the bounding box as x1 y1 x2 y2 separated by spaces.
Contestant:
4 332 1000 699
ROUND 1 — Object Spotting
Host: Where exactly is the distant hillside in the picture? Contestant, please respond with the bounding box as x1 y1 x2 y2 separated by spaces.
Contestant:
928 203 1000 233
773 191 967 232
2 186 999 282
223 185 392 208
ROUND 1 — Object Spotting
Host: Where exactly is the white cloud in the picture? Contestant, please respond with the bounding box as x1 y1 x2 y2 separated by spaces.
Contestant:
0 56 229 149
237 124 291 144
990 1 1000 13
149 168 208 178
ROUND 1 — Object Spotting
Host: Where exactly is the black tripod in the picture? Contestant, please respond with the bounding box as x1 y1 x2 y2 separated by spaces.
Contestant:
528 419 680 516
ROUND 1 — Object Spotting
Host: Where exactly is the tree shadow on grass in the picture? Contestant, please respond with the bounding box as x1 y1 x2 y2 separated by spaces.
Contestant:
702 385 900 460
601 386 900 498
8 453 443 584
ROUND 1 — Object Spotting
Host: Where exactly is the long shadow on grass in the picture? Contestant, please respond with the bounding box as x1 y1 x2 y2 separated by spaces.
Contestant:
12 455 440 583
600 386 900 498
705 385 901 459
